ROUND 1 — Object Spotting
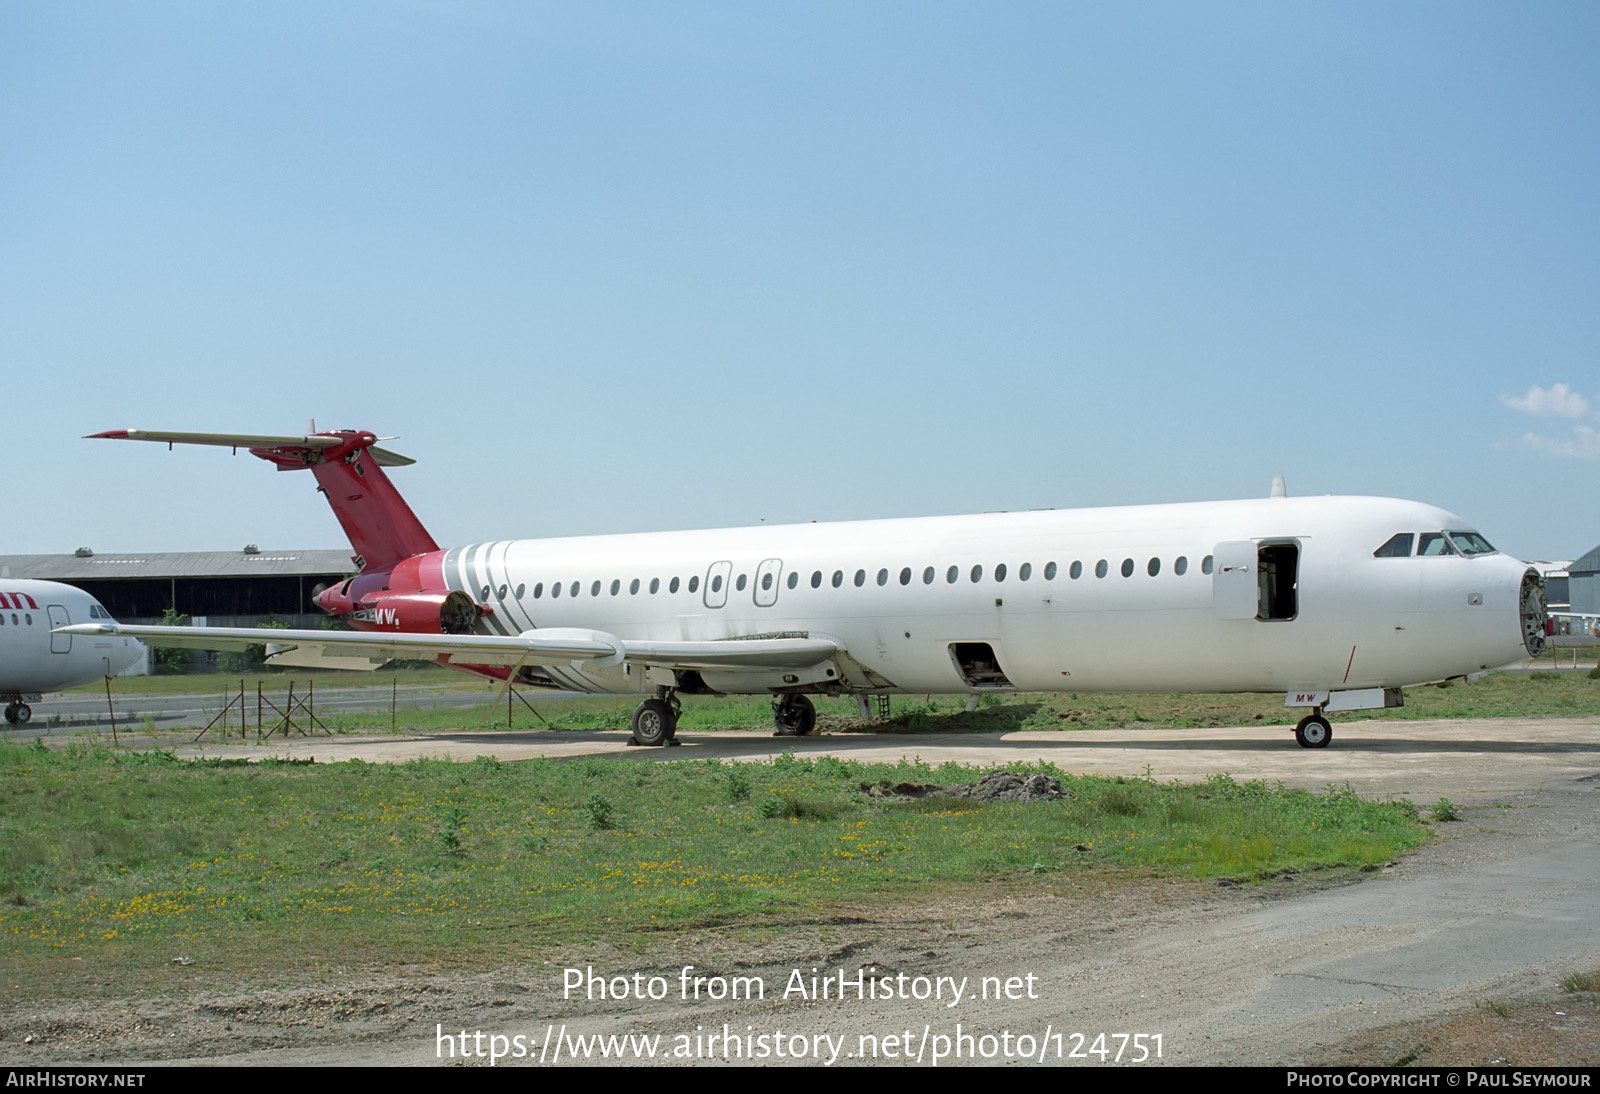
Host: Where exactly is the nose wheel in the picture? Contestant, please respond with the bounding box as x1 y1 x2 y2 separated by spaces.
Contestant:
4 702 31 725
1294 712 1332 748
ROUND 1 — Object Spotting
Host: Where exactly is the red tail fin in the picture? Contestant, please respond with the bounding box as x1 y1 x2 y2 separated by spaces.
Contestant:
87 428 438 572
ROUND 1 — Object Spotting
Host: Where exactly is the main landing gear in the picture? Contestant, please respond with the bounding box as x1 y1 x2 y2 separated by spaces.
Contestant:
630 689 681 747
4 701 30 726
1294 711 1333 749
773 694 816 737
628 691 819 745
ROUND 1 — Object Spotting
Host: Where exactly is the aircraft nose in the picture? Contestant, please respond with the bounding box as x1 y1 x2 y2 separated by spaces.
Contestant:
119 635 148 674
1518 566 1548 658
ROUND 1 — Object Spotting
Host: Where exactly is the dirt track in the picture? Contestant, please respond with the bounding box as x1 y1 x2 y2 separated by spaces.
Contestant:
8 716 1600 1067
173 713 1600 805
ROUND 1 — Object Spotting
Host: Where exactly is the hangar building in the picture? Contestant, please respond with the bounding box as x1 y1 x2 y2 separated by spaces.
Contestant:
0 546 352 628
1567 542 1600 616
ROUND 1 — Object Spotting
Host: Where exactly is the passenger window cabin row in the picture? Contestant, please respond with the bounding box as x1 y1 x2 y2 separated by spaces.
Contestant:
0 602 112 627
481 553 1219 604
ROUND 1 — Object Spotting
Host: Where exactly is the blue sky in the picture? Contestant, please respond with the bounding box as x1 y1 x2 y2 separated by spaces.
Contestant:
3 1 1596 562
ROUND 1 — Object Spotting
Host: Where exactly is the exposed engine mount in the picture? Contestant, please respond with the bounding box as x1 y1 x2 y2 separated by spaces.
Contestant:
1521 569 1549 658
352 590 480 634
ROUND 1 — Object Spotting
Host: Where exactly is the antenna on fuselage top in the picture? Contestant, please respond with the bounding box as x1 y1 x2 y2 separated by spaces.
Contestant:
1270 476 1287 498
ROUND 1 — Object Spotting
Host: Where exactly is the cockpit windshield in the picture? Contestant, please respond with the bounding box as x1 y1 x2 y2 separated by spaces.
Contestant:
1374 530 1497 558
1373 533 1414 558
1445 530 1496 557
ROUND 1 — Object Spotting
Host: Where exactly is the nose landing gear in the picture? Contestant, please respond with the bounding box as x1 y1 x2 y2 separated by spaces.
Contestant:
4 701 31 726
1294 711 1332 748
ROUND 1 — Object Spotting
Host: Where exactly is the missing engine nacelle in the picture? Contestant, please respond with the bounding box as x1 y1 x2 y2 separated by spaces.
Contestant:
1521 569 1549 658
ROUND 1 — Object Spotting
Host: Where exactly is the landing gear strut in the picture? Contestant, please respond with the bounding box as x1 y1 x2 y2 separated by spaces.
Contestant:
630 689 680 747
773 694 816 737
4 701 30 726
1294 711 1332 749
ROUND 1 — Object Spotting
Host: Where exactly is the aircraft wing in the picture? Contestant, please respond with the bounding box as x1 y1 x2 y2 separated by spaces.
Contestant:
56 623 839 672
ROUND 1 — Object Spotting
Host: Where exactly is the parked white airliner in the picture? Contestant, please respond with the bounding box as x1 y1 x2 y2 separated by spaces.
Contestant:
65 429 1548 748
1 578 145 724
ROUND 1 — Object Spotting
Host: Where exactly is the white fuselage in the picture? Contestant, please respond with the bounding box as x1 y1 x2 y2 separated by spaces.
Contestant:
427 496 1533 697
0 579 145 699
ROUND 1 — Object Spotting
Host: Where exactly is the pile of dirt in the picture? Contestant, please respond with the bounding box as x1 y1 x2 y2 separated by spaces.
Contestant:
860 770 1068 802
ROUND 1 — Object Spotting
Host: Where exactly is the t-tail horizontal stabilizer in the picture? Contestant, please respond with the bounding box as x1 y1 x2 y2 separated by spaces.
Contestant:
87 427 437 572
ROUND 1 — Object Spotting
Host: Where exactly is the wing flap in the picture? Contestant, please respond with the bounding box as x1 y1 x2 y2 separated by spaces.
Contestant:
617 638 838 670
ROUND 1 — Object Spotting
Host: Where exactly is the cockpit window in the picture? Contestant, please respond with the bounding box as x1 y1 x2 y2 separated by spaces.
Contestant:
1445 530 1496 556
1373 533 1414 558
1417 532 1458 556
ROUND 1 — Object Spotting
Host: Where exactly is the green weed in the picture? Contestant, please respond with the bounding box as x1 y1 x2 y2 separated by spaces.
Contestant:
437 804 467 855
758 795 850 821
583 792 616 830
1561 970 1600 993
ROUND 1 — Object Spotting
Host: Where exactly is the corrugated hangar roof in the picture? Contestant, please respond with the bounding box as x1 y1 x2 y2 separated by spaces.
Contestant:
0 549 356 581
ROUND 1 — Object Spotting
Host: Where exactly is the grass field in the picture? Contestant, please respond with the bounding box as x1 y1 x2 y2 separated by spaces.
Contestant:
11 663 1591 1000
69 664 481 697
0 739 1432 998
